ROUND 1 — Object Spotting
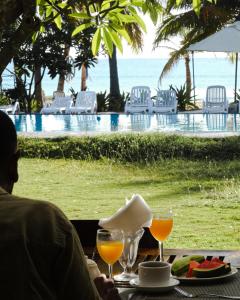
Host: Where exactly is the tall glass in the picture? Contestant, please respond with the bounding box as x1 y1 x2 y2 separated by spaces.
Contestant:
96 229 124 279
114 228 144 282
149 209 173 262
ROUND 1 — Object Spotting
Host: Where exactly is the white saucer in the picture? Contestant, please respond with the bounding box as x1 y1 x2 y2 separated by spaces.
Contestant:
129 277 180 293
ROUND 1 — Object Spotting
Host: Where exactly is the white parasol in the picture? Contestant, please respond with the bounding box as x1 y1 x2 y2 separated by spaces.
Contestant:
188 21 240 102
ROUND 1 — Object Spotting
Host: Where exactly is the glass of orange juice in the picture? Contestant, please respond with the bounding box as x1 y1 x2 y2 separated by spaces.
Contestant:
96 229 124 279
149 209 173 262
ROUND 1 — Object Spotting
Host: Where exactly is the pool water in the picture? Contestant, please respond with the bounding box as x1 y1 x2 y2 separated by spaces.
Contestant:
9 113 240 135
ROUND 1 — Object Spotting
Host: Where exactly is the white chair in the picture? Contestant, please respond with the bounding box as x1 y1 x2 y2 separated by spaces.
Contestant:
125 86 152 113
152 90 177 113
0 101 20 114
41 96 73 114
203 85 228 113
65 91 97 114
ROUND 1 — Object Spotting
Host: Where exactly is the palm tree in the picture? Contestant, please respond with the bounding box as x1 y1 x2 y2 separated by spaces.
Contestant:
154 36 192 99
108 45 120 100
56 43 71 92
73 27 97 92
108 21 144 111
154 0 240 99
158 0 240 50
107 0 164 111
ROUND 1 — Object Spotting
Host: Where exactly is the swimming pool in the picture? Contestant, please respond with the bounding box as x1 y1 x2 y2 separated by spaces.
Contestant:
9 113 240 136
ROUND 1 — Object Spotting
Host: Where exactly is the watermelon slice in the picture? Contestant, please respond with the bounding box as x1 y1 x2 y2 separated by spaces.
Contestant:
198 260 223 269
211 257 225 264
186 261 200 277
192 263 231 278
186 258 230 277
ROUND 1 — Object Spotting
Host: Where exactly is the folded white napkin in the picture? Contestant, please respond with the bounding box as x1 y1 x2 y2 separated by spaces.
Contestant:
99 194 152 233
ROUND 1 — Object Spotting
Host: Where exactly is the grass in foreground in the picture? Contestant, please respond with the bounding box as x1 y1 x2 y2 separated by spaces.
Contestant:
14 158 240 250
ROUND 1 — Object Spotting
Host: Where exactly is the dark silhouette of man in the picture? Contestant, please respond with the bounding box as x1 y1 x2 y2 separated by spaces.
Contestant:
0 111 120 300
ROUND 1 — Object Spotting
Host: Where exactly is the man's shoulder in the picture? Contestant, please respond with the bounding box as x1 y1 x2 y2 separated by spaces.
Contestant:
10 193 62 213
6 194 73 235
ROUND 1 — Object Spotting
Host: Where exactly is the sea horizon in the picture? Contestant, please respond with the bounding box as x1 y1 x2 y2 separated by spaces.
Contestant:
2 57 238 101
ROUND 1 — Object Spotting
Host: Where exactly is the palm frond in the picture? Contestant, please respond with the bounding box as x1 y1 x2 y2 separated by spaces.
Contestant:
154 2 240 49
159 47 186 83
125 23 143 52
155 0 240 89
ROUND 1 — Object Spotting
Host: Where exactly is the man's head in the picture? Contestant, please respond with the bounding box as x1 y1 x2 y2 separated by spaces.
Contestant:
0 111 19 193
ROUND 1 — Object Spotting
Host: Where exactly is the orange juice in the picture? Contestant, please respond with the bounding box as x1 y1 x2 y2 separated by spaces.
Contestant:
97 240 124 265
150 219 173 241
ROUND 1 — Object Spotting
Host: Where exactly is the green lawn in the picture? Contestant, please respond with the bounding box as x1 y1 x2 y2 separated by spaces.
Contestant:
14 158 240 250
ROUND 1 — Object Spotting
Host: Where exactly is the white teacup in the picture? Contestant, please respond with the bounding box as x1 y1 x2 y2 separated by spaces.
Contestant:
138 261 170 286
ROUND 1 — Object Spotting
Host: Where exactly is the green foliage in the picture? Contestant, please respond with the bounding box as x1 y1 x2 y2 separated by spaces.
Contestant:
30 99 39 113
2 22 77 112
96 91 109 112
170 84 198 111
67 1 151 56
18 134 240 162
235 89 240 103
73 27 97 72
108 91 129 112
97 91 130 112
0 92 11 105
69 87 78 100
1 14 97 113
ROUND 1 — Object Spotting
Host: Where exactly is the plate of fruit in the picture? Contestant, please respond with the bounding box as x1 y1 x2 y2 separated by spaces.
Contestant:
171 255 238 282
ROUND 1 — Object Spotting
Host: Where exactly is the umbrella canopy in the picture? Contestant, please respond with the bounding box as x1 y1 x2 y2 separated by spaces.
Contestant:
188 21 240 52
187 21 240 102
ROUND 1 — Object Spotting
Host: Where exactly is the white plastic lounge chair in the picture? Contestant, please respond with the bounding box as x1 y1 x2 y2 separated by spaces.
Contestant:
152 90 177 113
65 91 97 114
125 86 152 113
203 85 228 113
0 101 20 114
41 96 73 114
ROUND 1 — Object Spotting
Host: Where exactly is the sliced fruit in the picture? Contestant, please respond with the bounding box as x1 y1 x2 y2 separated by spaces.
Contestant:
192 263 231 278
198 260 223 269
186 261 200 278
211 257 225 264
171 255 205 276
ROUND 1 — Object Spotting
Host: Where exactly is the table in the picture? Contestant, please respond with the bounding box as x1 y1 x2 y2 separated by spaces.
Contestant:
71 220 240 299
119 271 240 299
116 249 240 299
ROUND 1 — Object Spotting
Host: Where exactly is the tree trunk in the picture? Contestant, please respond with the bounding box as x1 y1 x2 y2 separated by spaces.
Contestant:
185 53 192 99
108 45 121 111
34 65 43 111
57 43 70 92
13 58 26 111
57 74 65 92
81 63 87 91
109 45 120 98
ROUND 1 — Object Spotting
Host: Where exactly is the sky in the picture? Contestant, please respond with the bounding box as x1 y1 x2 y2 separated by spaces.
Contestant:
117 15 171 59
116 15 227 59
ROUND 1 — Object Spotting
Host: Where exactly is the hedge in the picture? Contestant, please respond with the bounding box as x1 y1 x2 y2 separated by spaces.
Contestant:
18 133 240 162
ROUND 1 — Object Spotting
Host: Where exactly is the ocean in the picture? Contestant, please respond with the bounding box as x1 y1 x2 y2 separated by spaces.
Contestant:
2 57 238 101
